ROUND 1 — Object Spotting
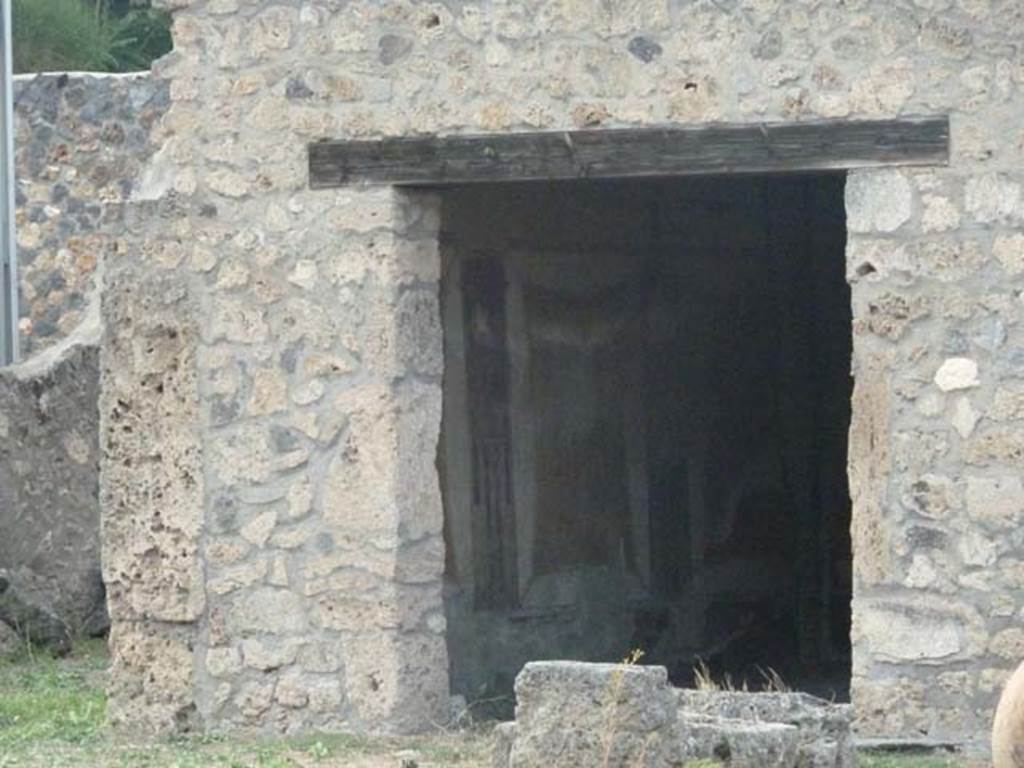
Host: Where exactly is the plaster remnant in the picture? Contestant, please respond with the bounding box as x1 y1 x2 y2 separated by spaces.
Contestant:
951 396 979 438
845 171 913 233
934 357 980 391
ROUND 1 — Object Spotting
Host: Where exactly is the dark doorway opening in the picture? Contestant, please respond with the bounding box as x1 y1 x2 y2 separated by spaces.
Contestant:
438 174 853 715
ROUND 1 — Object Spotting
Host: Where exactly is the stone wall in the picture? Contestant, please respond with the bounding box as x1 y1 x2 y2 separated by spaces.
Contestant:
13 72 168 354
0 325 103 634
102 178 447 732
1 72 166 636
101 0 1024 746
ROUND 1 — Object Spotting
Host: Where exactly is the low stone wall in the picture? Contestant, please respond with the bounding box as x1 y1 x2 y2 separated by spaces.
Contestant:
494 661 854 768
0 325 103 635
13 71 167 355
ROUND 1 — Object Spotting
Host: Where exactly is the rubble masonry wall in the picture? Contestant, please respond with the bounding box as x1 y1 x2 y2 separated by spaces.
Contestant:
99 0 1024 746
1 72 166 634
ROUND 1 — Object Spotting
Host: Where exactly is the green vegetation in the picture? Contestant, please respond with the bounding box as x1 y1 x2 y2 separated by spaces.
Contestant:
688 757 975 768
0 640 491 767
12 0 172 75
858 753 974 768
0 643 989 767
0 638 107 751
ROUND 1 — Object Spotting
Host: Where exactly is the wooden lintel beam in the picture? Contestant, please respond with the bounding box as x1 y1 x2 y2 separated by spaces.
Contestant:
308 116 949 189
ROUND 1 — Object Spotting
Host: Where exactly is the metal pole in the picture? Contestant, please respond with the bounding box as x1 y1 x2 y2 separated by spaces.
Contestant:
0 0 18 365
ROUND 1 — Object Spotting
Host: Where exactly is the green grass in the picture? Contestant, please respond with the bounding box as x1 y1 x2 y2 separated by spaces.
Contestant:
0 643 987 767
13 0 115 73
0 638 108 752
12 0 172 74
684 759 972 768
686 758 973 768
0 639 490 767
858 754 972 768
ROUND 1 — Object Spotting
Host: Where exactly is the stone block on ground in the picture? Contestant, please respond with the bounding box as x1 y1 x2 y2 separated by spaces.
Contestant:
509 661 677 768
494 664 856 768
0 620 22 658
0 568 72 656
492 722 516 768
677 714 800 767
676 690 853 768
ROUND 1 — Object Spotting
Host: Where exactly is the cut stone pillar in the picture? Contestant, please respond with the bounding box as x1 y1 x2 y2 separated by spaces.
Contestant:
100 238 205 732
316 190 449 731
101 188 449 734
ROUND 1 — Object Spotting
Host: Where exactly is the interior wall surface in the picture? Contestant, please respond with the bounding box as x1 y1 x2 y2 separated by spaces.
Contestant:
103 0 1024 745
